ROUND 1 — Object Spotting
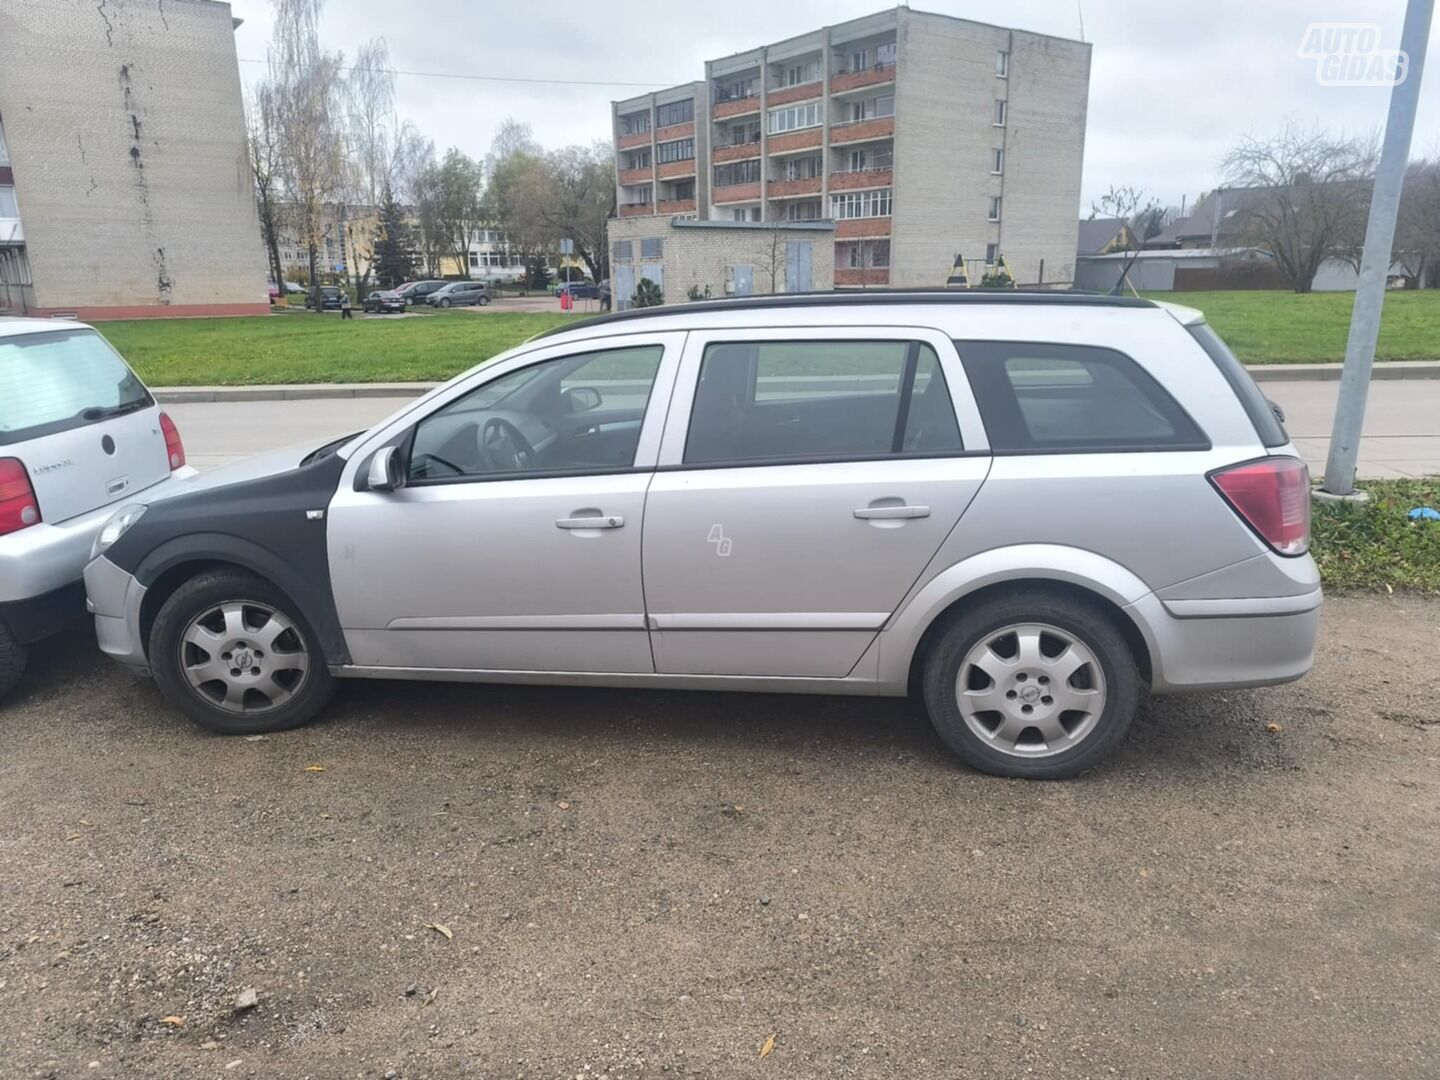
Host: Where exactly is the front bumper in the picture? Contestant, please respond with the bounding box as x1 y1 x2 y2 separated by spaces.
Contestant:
83 554 151 675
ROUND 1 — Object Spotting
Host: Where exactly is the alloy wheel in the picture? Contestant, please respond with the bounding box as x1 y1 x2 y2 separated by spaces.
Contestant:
178 600 310 714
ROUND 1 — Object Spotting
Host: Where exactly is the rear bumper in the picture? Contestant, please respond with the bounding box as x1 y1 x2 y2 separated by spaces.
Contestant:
84 555 151 674
1128 588 1322 693
0 582 88 645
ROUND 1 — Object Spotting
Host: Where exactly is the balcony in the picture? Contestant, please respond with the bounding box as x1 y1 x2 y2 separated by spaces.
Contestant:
658 159 696 180
829 116 894 145
836 217 891 238
829 167 892 191
713 95 761 119
768 81 822 107
619 203 654 218
713 141 761 163
767 128 823 155
616 129 652 150
835 266 890 286
655 121 695 144
657 198 697 215
831 62 896 94
618 167 652 186
712 182 761 204
767 176 821 198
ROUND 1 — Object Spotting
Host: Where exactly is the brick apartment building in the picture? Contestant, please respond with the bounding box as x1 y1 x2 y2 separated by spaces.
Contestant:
610 7 1090 291
0 0 268 318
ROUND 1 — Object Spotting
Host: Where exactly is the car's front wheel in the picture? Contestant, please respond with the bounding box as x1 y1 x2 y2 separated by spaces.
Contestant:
479 296 489 306
0 616 28 702
149 570 337 735
439 298 451 308
921 590 1141 779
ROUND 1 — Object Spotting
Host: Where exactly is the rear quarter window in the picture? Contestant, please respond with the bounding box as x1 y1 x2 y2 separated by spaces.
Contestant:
1187 322 1288 448
954 340 1209 453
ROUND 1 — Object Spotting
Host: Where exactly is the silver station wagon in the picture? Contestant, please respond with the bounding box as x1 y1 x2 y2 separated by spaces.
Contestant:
85 292 1319 778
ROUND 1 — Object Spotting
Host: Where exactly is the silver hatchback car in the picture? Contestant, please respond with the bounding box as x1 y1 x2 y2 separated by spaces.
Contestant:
85 293 1319 778
1 317 194 699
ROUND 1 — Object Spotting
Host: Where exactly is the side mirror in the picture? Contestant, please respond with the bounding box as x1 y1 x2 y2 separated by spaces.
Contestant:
366 445 402 492
564 386 603 413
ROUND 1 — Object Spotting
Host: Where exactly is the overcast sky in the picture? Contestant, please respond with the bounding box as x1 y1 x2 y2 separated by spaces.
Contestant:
227 0 1440 212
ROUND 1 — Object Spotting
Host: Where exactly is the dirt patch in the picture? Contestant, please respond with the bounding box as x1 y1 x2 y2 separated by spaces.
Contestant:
0 595 1435 1079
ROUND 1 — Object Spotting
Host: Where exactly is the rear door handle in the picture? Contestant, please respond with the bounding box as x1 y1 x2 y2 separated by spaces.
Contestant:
556 514 624 529
853 505 930 520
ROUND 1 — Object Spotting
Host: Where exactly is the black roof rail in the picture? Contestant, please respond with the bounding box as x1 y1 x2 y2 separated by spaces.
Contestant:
534 288 1158 338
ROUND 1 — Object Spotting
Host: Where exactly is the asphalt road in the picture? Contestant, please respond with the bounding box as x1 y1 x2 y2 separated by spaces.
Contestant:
1 594 1436 1078
168 378 1440 477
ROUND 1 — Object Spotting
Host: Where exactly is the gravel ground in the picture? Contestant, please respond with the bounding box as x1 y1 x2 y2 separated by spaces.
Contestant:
0 595 1435 1080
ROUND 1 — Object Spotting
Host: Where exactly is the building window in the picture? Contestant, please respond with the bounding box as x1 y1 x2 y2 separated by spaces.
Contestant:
845 146 893 172
988 196 1002 221
877 41 897 65
992 148 1004 174
641 238 664 259
715 75 758 102
657 99 694 127
722 121 762 146
714 159 762 186
996 50 1009 78
730 207 761 222
627 150 651 170
985 243 999 265
621 112 651 136
612 240 633 262
768 101 822 133
844 239 890 268
783 155 822 181
468 251 479 268
0 119 9 166
782 200 822 221
993 99 1007 126
848 95 895 123
657 138 695 164
829 188 892 219
0 186 17 219
669 180 696 200
774 59 820 87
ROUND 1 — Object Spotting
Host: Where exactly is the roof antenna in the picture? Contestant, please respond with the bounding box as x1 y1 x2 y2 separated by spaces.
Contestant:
1076 0 1086 40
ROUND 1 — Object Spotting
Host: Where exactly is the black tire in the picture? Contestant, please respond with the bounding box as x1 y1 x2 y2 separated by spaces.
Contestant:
440 298 451 308
0 616 28 702
479 296 489 306
921 589 1141 779
149 569 337 735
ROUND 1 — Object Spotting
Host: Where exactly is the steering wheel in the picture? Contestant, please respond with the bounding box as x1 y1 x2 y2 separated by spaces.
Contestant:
479 417 538 471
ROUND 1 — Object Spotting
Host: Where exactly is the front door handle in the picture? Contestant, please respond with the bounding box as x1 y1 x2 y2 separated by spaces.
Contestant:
556 514 624 529
853 505 930 520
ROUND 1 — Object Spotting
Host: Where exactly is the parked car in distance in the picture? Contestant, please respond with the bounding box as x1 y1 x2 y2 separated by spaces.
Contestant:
396 280 447 307
362 290 407 314
304 286 343 311
85 292 1319 779
427 281 490 308
284 281 307 295
1 318 196 701
558 281 601 300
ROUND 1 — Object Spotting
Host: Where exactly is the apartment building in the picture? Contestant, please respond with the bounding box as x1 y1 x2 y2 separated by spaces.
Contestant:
0 0 268 318
611 7 1090 290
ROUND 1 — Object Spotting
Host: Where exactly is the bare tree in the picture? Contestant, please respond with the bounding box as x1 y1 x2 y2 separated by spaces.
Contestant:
1394 157 1440 288
269 0 347 309
1090 185 1160 295
346 37 398 208
245 83 286 289
1220 123 1376 292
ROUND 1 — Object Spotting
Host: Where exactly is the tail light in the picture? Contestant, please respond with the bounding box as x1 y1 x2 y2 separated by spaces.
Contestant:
0 457 41 536
1209 456 1310 556
159 411 186 470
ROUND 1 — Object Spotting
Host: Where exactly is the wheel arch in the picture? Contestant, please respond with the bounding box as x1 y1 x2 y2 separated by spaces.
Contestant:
886 545 1158 693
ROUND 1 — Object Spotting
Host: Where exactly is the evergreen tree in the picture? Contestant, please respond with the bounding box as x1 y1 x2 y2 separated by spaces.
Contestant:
373 184 418 288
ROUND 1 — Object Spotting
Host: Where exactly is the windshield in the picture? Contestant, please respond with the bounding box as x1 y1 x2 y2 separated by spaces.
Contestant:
0 329 152 446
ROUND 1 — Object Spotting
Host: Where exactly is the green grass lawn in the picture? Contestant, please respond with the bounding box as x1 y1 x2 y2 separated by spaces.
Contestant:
1313 479 1440 594
1146 289 1440 364
97 309 577 386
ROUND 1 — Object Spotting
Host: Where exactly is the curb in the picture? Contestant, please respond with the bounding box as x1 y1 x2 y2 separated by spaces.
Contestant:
151 362 1440 403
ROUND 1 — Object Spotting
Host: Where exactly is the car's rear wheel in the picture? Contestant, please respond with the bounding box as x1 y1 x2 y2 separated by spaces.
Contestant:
921 590 1141 779
0 617 28 702
149 570 336 735
440 298 451 308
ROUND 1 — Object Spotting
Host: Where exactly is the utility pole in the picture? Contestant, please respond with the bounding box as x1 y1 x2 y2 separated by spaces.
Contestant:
1322 0 1434 496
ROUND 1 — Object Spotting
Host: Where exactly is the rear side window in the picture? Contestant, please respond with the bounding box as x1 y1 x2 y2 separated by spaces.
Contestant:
1188 322 1288 448
684 340 963 465
954 340 1208 453
0 329 151 445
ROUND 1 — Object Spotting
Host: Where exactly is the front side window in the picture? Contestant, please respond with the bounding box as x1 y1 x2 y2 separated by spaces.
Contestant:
954 341 1208 453
683 341 962 465
408 346 664 481
0 329 151 445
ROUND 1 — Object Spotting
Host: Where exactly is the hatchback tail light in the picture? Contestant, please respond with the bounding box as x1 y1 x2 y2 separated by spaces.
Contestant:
0 457 41 536
1209 456 1311 556
159 411 186 470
